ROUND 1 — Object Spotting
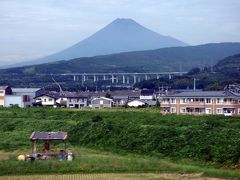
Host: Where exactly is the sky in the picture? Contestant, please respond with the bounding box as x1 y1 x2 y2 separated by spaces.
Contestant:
0 0 240 65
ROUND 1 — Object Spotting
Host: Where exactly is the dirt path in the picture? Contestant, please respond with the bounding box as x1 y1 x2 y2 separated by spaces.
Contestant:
0 173 226 180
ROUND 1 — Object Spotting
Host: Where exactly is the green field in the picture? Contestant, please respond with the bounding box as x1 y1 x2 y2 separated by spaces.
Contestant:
1 107 240 179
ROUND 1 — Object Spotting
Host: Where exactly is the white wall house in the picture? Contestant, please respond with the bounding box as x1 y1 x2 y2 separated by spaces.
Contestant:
91 97 113 108
34 95 57 106
127 99 145 107
4 95 31 108
67 95 88 109
12 88 41 106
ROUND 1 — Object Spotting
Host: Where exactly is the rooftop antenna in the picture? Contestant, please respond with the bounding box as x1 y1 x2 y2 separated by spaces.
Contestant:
51 75 64 96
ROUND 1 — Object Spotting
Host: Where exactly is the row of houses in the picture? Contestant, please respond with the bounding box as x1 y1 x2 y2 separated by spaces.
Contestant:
1 85 240 116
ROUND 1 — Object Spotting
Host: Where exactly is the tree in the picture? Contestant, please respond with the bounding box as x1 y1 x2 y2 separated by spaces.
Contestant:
105 92 112 98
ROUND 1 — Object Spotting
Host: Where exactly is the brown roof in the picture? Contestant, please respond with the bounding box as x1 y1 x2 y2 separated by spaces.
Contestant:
30 132 68 141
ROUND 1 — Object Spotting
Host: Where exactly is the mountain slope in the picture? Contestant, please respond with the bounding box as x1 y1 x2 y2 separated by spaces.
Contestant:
215 54 240 71
2 42 240 74
10 18 188 67
135 53 240 91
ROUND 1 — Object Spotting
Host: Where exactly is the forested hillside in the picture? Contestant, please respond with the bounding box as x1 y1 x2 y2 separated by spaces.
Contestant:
1 42 240 74
136 53 240 90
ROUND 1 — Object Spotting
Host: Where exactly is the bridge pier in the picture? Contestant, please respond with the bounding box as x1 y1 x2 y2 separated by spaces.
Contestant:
111 74 114 83
82 75 86 82
94 75 97 82
133 75 137 84
122 75 125 84
145 74 148 81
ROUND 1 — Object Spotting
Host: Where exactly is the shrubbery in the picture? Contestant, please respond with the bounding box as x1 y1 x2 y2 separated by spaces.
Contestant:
69 114 240 165
1 108 240 165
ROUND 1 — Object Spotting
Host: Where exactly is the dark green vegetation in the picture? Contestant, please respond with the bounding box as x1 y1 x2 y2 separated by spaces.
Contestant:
2 43 240 74
136 53 240 90
1 108 240 178
0 108 240 163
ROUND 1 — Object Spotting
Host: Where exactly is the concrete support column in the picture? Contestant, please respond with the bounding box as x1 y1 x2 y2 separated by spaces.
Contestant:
73 75 76 81
94 75 97 82
103 75 106 80
145 74 148 81
133 75 137 84
157 74 160 79
169 74 172 80
111 74 114 83
116 76 119 83
122 75 125 84
83 75 86 82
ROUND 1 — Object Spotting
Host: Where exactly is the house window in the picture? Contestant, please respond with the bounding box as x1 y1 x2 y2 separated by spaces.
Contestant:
188 98 194 102
200 98 204 103
180 98 186 104
171 107 176 113
180 108 186 113
49 98 53 102
206 98 211 104
216 108 222 114
238 108 240 114
206 108 212 114
216 98 222 104
170 98 176 104
44 98 47 102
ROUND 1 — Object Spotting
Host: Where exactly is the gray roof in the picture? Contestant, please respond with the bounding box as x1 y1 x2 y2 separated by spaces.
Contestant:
164 91 236 98
75 90 140 98
0 86 9 90
12 88 41 93
30 132 68 141
64 92 88 98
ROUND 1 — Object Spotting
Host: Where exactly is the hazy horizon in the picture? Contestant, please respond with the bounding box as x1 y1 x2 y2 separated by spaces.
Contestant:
1 0 240 66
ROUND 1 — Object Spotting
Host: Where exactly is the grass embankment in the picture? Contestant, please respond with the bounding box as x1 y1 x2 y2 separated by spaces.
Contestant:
1 107 240 178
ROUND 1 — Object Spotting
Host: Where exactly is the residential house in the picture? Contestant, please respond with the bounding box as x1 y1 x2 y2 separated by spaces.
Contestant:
140 89 155 100
34 93 58 107
9 88 42 107
111 90 141 106
160 90 240 115
66 93 88 109
0 86 12 106
91 97 114 109
4 95 31 108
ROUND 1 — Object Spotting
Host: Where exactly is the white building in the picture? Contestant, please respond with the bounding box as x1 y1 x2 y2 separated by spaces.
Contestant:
12 88 41 107
127 99 145 107
4 95 31 108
